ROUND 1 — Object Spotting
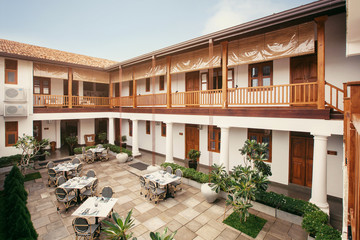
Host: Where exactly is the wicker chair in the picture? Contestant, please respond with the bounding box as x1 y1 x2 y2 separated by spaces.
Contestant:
46 161 54 169
170 169 183 194
80 178 98 201
72 217 100 240
84 134 95 147
84 150 95 164
101 186 113 198
139 176 150 198
72 157 81 164
149 180 166 204
99 147 110 162
86 169 96 178
56 176 73 193
68 163 83 179
55 187 77 211
48 168 58 187
165 166 173 174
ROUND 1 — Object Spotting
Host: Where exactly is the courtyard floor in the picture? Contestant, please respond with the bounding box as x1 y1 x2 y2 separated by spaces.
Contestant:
20 155 309 240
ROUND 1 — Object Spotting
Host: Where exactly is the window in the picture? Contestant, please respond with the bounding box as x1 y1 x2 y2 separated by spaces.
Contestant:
5 59 18 84
33 77 51 94
146 121 150 134
248 61 273 87
129 120 132 137
5 122 18 147
212 68 222 89
208 126 221 153
227 69 234 88
208 68 234 90
159 76 165 91
146 78 150 92
129 81 133 96
248 129 272 162
201 72 208 90
161 122 166 137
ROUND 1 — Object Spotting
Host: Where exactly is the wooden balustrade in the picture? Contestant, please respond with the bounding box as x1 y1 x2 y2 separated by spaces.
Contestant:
72 96 110 107
172 89 222 106
325 81 344 113
137 93 167 106
118 96 133 107
33 94 69 107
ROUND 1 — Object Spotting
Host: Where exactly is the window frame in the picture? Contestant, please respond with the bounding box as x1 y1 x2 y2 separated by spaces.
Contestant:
146 121 150 134
33 77 51 95
159 76 165 91
201 72 208 90
5 59 18 84
248 61 273 88
247 128 272 162
129 81 133 96
129 120 133 137
146 78 150 92
208 126 221 153
161 122 166 137
227 68 234 88
212 68 222 90
5 122 18 147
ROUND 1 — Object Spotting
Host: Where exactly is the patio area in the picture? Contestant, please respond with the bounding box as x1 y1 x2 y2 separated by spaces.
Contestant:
20 154 309 240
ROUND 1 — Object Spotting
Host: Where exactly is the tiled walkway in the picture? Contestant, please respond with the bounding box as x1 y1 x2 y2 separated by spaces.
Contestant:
20 156 309 240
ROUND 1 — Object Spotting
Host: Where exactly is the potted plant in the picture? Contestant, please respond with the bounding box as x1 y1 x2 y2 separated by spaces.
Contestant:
150 227 177 240
65 136 78 156
121 135 127 148
102 209 136 240
187 149 200 170
201 163 228 203
98 132 107 144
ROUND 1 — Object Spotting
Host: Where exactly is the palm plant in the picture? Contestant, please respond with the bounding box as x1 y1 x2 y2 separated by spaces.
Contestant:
150 227 176 240
102 209 137 240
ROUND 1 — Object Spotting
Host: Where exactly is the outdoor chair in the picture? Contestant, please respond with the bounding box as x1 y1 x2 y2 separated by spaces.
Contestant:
99 147 110 162
165 166 173 174
68 163 83 179
149 180 166 204
101 186 113 198
84 150 95 164
86 169 96 178
46 161 54 169
81 147 86 161
56 176 73 193
139 176 150 198
55 187 77 211
72 217 100 240
47 168 58 187
170 169 183 194
84 134 95 147
96 144 103 148
72 157 81 164
80 178 98 201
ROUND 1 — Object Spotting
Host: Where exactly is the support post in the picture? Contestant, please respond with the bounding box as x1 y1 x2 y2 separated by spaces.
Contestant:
109 77 113 108
132 119 141 157
221 41 228 109
219 126 230 172
165 122 174 163
68 68 73 108
315 16 327 110
55 120 61 149
166 56 172 108
132 68 137 108
108 117 115 144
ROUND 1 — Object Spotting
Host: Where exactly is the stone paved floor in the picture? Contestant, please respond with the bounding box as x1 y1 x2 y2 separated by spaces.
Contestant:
22 157 308 240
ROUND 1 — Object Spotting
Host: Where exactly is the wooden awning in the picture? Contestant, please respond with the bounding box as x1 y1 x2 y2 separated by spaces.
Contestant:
33 63 68 79
73 68 109 83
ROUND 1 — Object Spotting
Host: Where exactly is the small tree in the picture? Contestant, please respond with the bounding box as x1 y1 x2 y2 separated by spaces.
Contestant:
65 136 78 155
102 209 137 240
14 134 49 175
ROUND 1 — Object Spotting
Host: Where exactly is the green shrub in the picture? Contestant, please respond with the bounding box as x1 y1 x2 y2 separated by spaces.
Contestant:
0 154 22 168
302 210 328 236
161 163 209 183
74 143 132 156
316 224 341 240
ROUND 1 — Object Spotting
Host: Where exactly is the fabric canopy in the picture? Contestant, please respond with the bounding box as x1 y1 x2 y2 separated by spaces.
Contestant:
228 22 315 66
33 63 68 79
73 68 109 83
110 70 119 83
133 58 166 80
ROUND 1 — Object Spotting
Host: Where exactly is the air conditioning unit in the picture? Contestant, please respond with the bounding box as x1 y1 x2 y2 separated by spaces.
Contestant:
4 86 27 102
4 104 28 117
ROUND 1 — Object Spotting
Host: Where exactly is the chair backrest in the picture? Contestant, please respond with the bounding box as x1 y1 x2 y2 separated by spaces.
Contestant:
149 180 157 193
86 150 93 156
175 169 183 178
96 144 103 148
101 186 113 198
77 163 83 173
139 176 146 187
48 168 57 178
92 179 98 192
57 176 66 186
166 166 173 174
106 147 110 153
55 187 68 201
86 169 96 178
73 217 89 234
46 161 54 169
72 157 80 164
82 147 85 155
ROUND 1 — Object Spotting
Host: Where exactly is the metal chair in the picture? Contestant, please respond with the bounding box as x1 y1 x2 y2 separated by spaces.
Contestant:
68 163 83 179
170 169 183 194
165 166 173 174
48 168 58 187
100 147 110 162
55 187 77 211
80 178 98 201
46 161 54 169
149 180 166 204
101 186 113 198
56 175 73 192
86 169 96 178
72 217 100 240
72 157 81 164
84 150 95 164
139 176 150 198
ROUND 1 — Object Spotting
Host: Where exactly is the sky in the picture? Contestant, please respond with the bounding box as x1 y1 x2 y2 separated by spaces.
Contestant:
0 0 315 62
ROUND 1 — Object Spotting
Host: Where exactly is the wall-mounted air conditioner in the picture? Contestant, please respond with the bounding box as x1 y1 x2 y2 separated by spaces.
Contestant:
4 104 28 117
4 86 27 102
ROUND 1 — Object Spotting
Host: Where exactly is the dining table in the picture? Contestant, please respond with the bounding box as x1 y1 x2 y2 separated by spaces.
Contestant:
53 162 79 178
143 170 181 198
89 147 105 161
72 196 118 224
59 176 97 203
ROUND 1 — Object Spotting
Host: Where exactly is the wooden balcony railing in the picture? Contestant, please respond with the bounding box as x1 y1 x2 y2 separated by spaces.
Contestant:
118 96 133 107
33 94 69 107
325 81 344 113
72 96 110 107
137 93 167 106
172 89 222 106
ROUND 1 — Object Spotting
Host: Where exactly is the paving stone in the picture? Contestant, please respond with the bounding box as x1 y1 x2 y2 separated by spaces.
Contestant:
178 208 200 221
142 216 166 232
218 228 240 240
175 226 197 240
33 215 51 229
196 223 222 240
185 219 203 232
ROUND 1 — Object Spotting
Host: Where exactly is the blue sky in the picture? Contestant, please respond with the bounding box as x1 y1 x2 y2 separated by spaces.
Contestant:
0 0 314 62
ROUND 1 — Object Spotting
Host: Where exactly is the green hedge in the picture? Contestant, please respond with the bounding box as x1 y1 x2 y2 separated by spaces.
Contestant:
161 163 341 239
74 143 132 156
2 166 37 240
0 154 22 168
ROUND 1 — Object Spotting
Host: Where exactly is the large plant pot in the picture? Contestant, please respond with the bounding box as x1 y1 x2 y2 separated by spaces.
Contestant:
201 183 219 203
116 153 128 163
188 159 198 170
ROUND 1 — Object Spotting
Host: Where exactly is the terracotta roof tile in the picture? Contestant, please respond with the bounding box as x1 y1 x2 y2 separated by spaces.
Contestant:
0 39 118 69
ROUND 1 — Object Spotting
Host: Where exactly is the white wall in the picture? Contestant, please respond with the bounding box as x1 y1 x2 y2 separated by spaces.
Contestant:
51 78 63 95
326 135 343 198
270 130 290 184
78 119 95 145
41 120 57 144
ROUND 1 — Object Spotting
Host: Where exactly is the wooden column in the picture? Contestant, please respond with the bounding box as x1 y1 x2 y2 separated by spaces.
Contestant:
221 41 228 109
109 75 113 108
68 68 73 108
315 16 327 109
132 68 137 108
166 56 172 108
118 66 122 146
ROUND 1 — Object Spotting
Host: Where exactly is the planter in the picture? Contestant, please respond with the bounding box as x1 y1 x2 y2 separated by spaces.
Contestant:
188 159 198 170
201 183 219 203
116 153 128 163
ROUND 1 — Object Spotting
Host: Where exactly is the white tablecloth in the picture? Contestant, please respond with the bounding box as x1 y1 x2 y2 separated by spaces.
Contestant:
53 163 79 172
72 197 117 218
59 176 96 190
89 148 105 153
144 170 180 185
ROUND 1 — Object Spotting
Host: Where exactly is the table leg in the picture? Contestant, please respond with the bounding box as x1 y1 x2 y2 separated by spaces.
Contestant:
95 217 99 224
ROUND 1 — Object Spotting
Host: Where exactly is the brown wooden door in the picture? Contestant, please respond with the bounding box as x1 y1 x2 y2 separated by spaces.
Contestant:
290 134 313 187
290 55 317 104
185 71 200 106
33 121 42 142
185 125 199 158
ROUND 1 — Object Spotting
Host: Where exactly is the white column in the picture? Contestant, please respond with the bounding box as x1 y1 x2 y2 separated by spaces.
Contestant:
108 117 115 144
219 126 230 172
165 122 174 163
310 134 329 214
55 120 61 149
132 119 141 157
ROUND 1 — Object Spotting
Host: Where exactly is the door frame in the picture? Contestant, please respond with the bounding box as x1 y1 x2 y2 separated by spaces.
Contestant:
33 121 42 142
185 124 200 159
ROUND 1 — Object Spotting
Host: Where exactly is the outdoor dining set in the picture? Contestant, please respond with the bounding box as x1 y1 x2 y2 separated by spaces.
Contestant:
46 158 117 239
82 145 110 163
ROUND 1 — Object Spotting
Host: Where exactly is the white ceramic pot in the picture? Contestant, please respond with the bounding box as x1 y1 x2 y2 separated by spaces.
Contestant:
201 183 219 203
116 153 128 163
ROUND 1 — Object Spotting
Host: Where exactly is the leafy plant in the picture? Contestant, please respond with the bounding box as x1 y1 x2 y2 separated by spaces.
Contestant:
316 224 341 240
98 132 107 143
188 149 201 161
102 209 137 240
0 154 22 168
302 210 328 236
121 135 127 142
150 227 176 240
209 164 229 193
